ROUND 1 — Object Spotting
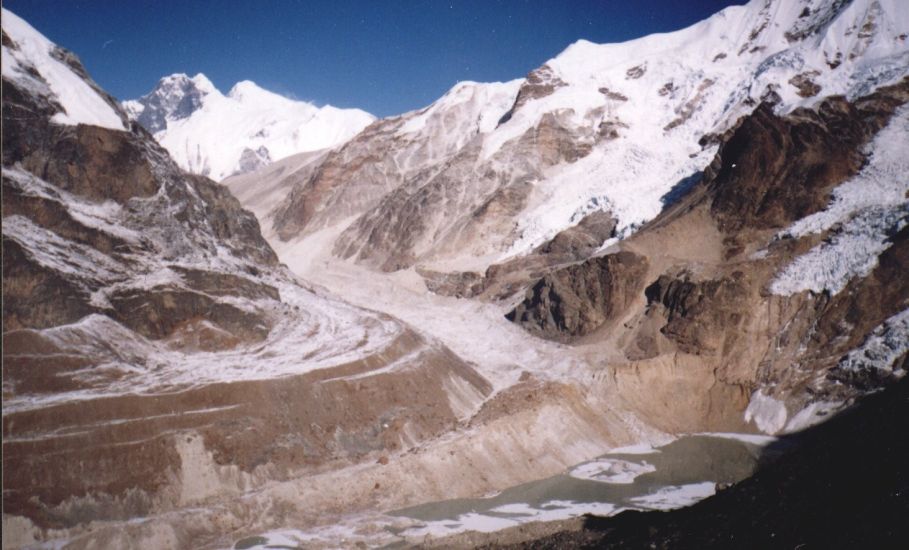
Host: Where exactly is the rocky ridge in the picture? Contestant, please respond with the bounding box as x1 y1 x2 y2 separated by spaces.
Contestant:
256 0 908 281
1 10 497 547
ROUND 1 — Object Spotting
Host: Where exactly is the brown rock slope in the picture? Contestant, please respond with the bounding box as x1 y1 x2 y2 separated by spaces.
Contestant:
508 79 909 430
1 18 493 547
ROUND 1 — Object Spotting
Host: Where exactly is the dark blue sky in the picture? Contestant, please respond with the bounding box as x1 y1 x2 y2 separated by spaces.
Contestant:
5 0 744 117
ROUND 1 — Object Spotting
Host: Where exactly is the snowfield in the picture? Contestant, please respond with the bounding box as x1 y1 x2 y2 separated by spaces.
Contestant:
1 8 125 130
484 0 909 262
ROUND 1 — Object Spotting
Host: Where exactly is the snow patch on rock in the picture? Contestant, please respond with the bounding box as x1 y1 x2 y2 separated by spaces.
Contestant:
744 390 788 434
836 308 909 378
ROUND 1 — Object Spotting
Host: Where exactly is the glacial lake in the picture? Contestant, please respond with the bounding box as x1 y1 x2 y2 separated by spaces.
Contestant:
232 433 779 548
386 433 774 539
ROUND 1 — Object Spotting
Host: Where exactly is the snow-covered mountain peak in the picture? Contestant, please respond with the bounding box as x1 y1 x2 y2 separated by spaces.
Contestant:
124 75 375 180
529 0 906 116
1 7 126 131
226 79 287 102
151 72 219 98
397 78 522 140
189 72 217 93
121 72 220 134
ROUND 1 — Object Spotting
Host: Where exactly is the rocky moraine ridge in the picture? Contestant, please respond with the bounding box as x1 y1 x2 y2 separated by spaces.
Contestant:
2 10 491 548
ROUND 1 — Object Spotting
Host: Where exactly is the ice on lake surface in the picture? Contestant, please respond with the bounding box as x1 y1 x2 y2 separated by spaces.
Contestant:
390 434 764 535
231 433 771 548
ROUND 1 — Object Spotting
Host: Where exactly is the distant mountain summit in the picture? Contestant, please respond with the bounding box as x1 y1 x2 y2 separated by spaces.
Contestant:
122 73 215 133
123 74 374 180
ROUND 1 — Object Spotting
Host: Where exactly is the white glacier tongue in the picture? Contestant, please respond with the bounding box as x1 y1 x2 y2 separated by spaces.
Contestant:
835 309 909 379
124 73 376 180
770 106 909 296
1 8 126 131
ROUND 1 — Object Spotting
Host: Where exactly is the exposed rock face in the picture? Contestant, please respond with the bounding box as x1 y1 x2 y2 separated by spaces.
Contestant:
419 210 618 300
507 78 909 432
507 252 648 342
497 64 567 125
0 110 278 338
643 271 751 356
122 73 210 133
707 85 909 233
1 237 96 331
789 71 822 97
235 144 270 172
326 104 610 272
14 123 159 202
539 211 617 256
769 225 909 402
269 79 525 249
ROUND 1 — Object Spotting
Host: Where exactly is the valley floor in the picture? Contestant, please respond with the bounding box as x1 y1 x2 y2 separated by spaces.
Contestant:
272 220 585 392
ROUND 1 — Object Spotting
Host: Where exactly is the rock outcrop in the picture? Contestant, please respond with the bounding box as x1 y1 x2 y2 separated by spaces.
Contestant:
507 251 648 342
707 88 909 233
507 77 909 430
